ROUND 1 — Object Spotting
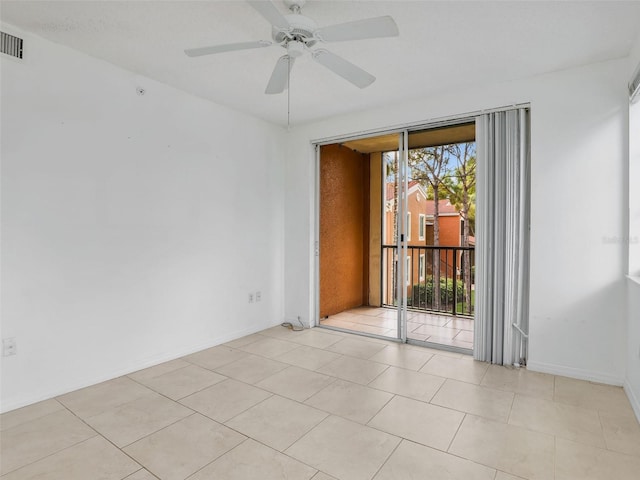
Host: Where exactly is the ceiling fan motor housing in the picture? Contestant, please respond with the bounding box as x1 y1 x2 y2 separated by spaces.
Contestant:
272 13 318 47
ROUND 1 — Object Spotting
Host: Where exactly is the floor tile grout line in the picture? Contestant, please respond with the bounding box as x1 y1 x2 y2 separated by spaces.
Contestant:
220 391 279 426
369 435 404 480
298 377 340 404
416 353 435 372
505 391 517 425
55 378 158 419
278 415 348 475
0 401 67 434
159 421 283 480
418 433 504 474
58 402 154 476
176 436 253 480
427 376 449 404
365 393 398 428
64 375 217 455
122 466 159 480
125 373 209 409
144 408 322 480
363 408 508 473
220 392 329 451
0 429 101 476
119 411 199 450
365 364 391 386
0 399 67 433
478 361 491 384
130 369 230 404
180 391 275 429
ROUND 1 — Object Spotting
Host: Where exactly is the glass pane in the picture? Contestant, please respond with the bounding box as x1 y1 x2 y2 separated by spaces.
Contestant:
405 125 476 352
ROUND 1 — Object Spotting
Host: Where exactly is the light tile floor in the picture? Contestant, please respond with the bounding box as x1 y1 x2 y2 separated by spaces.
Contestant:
2 326 640 480
321 306 474 350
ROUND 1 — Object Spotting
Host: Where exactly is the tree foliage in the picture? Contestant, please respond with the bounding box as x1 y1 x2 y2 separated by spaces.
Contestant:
408 142 476 314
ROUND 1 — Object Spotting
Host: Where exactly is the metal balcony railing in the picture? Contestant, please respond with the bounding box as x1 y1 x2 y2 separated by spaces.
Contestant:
382 245 475 317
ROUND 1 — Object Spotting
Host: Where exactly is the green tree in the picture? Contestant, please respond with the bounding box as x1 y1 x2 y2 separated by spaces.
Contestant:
408 145 450 310
442 142 476 314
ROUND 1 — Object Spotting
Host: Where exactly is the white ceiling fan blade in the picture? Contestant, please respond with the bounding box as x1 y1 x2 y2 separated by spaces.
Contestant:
247 0 290 31
185 40 272 57
265 55 294 94
312 49 375 89
317 16 399 42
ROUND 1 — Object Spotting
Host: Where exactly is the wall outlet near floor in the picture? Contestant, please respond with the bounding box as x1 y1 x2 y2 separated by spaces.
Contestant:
248 293 254 303
2 337 17 356
256 291 261 302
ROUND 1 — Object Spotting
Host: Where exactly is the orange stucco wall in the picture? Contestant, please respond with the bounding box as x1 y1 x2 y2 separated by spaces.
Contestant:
319 144 370 318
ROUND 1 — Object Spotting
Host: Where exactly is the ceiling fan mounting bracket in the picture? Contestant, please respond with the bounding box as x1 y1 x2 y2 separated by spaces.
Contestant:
283 0 307 13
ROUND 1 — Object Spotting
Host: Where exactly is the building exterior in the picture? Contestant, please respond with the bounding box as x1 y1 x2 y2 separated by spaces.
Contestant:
383 181 472 307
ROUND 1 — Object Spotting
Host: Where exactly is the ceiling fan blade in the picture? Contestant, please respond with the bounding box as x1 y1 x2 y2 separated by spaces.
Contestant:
265 55 294 94
312 49 375 89
185 40 272 57
247 0 290 30
317 16 399 42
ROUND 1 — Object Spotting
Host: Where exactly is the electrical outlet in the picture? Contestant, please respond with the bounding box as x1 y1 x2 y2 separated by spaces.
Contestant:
2 338 16 356
256 291 261 302
248 293 254 303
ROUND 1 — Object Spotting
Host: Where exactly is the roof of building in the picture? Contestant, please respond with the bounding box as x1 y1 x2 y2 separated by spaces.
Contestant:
385 180 424 201
425 199 459 215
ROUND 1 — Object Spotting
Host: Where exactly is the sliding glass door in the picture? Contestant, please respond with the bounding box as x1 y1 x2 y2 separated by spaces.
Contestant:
316 124 477 354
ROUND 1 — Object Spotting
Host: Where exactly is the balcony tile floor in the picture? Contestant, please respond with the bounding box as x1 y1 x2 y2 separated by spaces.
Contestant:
321 307 474 350
2 326 640 480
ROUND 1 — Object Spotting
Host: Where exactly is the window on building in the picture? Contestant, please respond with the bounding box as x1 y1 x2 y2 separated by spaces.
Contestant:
406 212 411 241
419 254 425 280
406 256 411 286
419 214 425 240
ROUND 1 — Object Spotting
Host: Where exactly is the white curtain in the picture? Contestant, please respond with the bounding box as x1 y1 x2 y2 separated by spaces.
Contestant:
474 109 530 366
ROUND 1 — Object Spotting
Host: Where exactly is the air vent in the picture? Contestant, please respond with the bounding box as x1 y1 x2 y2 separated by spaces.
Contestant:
1 31 23 59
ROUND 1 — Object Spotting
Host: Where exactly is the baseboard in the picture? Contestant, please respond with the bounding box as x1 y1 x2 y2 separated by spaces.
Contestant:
526 360 625 386
624 380 640 423
0 322 279 414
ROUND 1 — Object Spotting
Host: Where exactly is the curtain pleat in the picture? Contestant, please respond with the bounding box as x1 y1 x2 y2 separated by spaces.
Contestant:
474 109 530 366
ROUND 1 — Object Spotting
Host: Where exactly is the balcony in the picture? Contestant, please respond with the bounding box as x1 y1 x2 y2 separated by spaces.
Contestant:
321 245 475 350
382 245 475 316
385 244 475 349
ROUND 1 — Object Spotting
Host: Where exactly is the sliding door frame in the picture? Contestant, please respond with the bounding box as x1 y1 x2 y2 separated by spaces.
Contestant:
397 130 409 342
312 103 530 349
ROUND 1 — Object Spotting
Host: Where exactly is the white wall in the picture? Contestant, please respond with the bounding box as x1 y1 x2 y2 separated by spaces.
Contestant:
285 57 630 385
0 26 286 412
627 279 640 419
625 32 640 420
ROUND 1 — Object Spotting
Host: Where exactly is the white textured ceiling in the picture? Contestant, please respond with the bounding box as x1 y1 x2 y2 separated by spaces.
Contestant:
2 0 640 126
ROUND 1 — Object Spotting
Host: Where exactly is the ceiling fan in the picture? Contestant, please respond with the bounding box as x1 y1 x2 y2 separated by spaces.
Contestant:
184 0 399 94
